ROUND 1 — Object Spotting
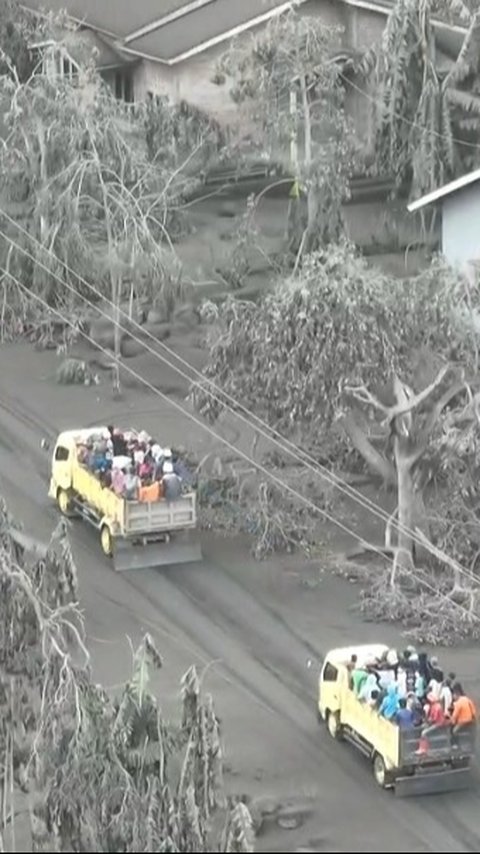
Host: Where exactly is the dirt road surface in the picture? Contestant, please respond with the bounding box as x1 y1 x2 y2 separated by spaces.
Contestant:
1 343 480 853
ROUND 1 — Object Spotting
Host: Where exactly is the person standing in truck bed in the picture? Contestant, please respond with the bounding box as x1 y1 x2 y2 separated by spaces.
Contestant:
162 460 182 501
450 684 477 730
108 425 128 457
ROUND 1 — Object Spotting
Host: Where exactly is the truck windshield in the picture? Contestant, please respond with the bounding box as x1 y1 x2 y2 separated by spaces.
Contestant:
55 446 70 461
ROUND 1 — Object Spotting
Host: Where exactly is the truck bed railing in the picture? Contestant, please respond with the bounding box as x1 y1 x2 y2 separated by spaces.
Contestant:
400 722 476 765
124 493 196 534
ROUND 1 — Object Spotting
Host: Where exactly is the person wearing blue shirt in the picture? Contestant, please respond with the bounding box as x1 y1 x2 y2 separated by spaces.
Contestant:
379 683 400 720
395 697 415 729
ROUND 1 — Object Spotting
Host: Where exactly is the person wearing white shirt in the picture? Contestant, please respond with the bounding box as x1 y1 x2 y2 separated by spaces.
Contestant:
440 676 454 715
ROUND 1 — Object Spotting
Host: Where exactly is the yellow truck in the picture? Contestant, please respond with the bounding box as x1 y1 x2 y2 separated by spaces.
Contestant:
48 427 201 571
318 644 476 797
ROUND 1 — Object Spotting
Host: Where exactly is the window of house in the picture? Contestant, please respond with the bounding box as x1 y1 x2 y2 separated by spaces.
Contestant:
115 70 134 103
30 42 79 81
54 446 70 462
62 56 76 80
322 662 338 682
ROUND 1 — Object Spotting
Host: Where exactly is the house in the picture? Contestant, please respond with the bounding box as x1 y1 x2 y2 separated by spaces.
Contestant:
21 0 465 134
408 170 480 270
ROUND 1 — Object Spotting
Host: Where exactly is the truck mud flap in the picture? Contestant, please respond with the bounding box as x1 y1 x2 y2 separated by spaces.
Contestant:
395 768 472 797
113 538 202 571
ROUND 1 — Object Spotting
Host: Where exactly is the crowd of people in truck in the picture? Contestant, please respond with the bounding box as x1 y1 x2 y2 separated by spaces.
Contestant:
349 646 476 751
76 426 193 502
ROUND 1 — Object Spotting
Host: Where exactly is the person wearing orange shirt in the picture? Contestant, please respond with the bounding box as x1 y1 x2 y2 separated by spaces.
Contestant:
450 684 477 730
138 480 160 503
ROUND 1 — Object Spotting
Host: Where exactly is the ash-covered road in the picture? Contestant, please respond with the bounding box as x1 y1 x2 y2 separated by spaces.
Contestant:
1 381 480 853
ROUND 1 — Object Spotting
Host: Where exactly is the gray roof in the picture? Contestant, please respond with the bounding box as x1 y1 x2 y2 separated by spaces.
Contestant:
127 0 287 61
21 0 180 39
21 0 313 62
21 0 465 65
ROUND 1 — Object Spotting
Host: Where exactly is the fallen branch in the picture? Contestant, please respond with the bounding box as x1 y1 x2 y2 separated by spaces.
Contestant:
357 564 480 645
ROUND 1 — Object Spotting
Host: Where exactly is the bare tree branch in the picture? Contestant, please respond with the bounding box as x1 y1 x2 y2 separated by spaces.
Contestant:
347 365 451 425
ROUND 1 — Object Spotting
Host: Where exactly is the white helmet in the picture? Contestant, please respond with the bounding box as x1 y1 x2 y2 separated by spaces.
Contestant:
163 460 174 474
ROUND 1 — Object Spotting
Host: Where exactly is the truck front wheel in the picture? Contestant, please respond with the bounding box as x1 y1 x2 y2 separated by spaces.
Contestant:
100 525 113 558
57 488 73 517
327 711 343 740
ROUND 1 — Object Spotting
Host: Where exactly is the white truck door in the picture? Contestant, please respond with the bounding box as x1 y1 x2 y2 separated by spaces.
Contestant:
52 443 73 491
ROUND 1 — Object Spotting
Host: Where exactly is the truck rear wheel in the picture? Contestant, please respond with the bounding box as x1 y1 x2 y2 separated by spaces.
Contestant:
372 753 392 789
100 525 113 558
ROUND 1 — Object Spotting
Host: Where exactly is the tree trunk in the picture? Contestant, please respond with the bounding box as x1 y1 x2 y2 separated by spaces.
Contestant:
341 414 396 485
300 72 317 254
394 437 415 566
411 488 431 563
112 273 121 363
110 272 121 397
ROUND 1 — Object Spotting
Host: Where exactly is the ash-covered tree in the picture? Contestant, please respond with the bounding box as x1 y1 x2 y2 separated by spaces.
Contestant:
214 9 359 258
0 498 254 852
375 0 480 202
0 58 216 365
144 94 226 174
0 0 37 81
193 245 480 640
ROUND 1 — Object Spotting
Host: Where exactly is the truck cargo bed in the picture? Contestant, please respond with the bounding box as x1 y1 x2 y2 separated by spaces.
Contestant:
125 494 195 535
71 463 196 535
400 723 476 765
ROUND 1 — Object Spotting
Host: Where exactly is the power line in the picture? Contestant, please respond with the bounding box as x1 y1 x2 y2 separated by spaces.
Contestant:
1 259 479 628
0 207 478 587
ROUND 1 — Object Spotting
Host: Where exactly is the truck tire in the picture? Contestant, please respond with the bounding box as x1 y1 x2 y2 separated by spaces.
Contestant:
100 525 113 558
57 488 73 517
327 711 343 740
372 753 392 789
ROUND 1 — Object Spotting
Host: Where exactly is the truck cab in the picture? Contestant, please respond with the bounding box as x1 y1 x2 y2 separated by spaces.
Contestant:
49 432 78 510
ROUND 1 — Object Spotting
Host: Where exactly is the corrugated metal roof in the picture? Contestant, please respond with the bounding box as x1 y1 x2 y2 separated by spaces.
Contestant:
21 0 187 38
21 0 467 64
126 0 289 61
408 168 480 213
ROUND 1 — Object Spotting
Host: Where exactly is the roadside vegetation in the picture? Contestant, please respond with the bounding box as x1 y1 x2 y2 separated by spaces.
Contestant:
0 498 254 853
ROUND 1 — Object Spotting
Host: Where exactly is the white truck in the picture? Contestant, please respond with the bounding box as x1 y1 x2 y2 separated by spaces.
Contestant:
48 427 201 570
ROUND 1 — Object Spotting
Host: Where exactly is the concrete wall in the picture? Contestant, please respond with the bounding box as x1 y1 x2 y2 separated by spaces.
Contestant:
442 183 480 267
134 43 239 124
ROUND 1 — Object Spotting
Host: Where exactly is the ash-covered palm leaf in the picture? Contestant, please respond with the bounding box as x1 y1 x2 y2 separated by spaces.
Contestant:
130 633 163 707
222 802 255 853
180 782 205 853
181 664 200 731
112 634 164 779
204 693 224 809
376 0 480 195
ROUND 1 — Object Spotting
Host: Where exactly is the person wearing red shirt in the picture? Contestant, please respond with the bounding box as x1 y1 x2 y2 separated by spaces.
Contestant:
425 694 446 727
415 693 446 755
